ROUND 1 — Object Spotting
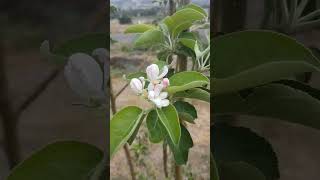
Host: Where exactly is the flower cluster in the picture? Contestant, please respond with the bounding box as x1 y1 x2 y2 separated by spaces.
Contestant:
130 64 170 108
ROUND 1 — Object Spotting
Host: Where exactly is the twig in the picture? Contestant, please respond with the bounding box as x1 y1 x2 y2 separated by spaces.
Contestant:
17 69 60 117
115 83 129 98
163 143 168 178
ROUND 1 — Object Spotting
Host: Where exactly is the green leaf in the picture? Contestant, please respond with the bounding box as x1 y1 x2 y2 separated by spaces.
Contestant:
163 8 206 35
146 110 165 143
53 33 108 57
7 141 103 180
167 71 209 94
245 84 320 129
173 88 210 102
127 114 145 145
110 106 143 158
172 21 192 38
167 125 193 165
125 24 155 34
212 123 279 179
214 83 320 129
212 30 320 95
134 29 164 47
179 38 196 50
219 162 266 180
156 104 181 145
170 8 206 27
182 3 208 17
173 101 197 123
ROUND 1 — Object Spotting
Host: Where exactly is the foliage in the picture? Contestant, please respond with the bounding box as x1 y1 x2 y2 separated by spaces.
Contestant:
111 3 210 170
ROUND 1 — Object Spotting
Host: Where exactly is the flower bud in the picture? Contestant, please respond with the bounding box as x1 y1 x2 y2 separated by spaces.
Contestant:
130 78 143 94
162 78 170 88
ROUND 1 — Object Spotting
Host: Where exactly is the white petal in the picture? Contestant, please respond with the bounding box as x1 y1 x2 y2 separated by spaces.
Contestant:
158 66 168 79
130 78 143 94
159 92 168 99
154 84 163 97
146 64 159 81
160 99 170 107
148 91 155 100
147 83 154 91
152 98 163 108
139 77 145 88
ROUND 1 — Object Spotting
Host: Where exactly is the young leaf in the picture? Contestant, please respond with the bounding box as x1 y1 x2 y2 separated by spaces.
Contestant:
173 88 210 102
167 125 193 165
7 141 103 180
212 123 279 179
125 24 155 34
134 29 164 47
110 106 144 158
156 104 181 145
167 71 209 94
182 3 208 17
170 8 206 27
212 30 320 95
146 110 165 143
173 101 197 123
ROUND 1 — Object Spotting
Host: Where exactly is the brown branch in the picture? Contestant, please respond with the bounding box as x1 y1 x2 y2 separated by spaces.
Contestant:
0 36 20 169
17 69 60 117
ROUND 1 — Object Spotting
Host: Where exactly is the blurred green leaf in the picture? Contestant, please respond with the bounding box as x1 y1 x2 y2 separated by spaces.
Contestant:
219 162 266 180
53 33 108 57
212 30 320 95
7 141 103 180
212 123 279 179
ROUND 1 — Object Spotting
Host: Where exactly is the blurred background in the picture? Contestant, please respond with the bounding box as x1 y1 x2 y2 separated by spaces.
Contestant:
213 0 320 180
0 0 106 178
110 0 210 179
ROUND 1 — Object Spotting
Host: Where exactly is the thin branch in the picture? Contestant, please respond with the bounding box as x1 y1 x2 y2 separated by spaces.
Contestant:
17 69 60 117
115 83 129 98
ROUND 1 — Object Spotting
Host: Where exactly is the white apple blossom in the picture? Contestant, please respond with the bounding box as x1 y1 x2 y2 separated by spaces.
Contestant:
148 84 170 108
130 77 145 94
129 64 170 108
146 64 169 91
